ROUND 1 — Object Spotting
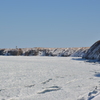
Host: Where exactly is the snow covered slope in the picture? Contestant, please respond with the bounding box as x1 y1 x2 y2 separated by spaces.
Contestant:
70 47 89 57
1 47 89 57
83 40 100 60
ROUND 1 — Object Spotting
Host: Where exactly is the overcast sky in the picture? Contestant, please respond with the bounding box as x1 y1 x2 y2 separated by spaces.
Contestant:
0 0 100 48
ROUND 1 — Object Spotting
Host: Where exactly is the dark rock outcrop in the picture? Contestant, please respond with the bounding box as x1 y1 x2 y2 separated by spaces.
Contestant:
83 40 100 60
0 49 5 55
3 49 23 56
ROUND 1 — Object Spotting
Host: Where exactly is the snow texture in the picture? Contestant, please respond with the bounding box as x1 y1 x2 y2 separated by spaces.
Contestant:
0 56 100 100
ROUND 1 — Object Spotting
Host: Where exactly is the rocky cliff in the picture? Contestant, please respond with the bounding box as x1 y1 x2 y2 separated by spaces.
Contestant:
83 40 100 60
0 47 89 57
71 47 89 57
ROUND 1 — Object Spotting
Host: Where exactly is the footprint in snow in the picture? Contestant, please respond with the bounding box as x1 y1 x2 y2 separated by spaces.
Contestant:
42 78 52 84
38 86 61 94
88 86 98 100
25 84 35 88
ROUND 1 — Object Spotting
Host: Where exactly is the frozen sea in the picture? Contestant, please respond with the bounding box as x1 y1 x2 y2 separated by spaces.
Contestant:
0 56 100 100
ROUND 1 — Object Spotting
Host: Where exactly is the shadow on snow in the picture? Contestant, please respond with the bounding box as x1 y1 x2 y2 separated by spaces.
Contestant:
72 58 100 64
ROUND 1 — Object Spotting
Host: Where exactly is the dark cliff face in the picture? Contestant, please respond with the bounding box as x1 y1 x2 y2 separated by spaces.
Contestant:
83 40 100 60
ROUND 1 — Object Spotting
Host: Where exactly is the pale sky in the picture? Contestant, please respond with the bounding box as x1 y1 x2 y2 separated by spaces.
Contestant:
0 0 100 48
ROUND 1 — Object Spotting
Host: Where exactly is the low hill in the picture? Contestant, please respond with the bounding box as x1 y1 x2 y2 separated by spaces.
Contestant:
0 47 89 57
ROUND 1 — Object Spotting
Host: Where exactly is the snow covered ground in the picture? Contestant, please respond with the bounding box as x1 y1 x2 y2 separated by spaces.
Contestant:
0 56 100 100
